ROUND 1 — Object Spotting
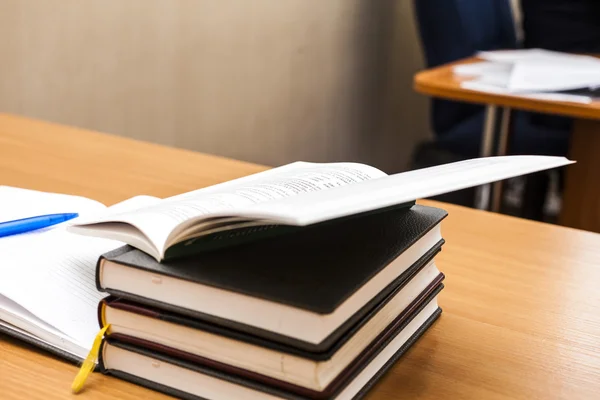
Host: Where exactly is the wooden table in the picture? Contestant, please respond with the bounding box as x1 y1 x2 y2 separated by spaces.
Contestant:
414 57 600 232
1 113 600 399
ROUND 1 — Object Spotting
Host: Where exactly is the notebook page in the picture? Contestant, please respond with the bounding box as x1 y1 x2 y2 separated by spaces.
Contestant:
0 294 72 344
0 186 107 222
74 162 386 252
0 195 160 349
238 156 574 225
0 293 88 358
0 229 121 348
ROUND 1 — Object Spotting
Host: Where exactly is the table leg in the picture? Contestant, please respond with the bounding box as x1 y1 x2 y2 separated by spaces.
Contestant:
559 118 600 232
475 105 498 210
491 107 512 212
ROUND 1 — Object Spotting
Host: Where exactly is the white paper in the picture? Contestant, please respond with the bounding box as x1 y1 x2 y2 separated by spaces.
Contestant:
74 162 387 254
0 293 89 359
453 61 512 78
0 192 159 349
508 62 600 93
0 186 106 223
478 49 600 66
461 80 593 104
228 156 574 225
0 226 121 348
69 155 574 261
457 49 600 102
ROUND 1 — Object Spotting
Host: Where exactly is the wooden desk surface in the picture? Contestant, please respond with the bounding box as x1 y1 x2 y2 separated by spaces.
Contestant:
414 57 600 120
1 113 600 399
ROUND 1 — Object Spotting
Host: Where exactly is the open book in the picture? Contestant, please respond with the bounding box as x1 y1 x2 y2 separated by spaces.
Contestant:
0 155 572 364
69 155 573 261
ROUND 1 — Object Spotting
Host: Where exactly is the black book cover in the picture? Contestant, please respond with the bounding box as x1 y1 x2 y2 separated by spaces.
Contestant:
97 205 446 312
99 273 445 361
100 244 442 353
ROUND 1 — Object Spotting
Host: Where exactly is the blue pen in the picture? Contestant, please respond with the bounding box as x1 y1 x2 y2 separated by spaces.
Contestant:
0 213 79 238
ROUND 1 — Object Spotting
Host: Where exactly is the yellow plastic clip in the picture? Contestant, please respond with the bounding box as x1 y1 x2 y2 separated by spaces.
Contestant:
71 324 110 393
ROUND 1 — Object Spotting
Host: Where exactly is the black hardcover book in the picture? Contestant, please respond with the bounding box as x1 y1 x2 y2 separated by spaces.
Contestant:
99 293 443 400
96 205 447 351
101 282 444 398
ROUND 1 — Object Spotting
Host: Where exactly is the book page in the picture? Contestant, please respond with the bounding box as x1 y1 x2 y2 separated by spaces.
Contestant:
166 161 385 200
74 162 386 253
0 195 160 349
231 156 574 225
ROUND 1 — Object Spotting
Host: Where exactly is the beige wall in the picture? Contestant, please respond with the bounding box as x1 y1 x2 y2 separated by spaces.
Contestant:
0 0 430 172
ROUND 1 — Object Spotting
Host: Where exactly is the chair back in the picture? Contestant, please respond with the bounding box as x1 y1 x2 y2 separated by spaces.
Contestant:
413 0 518 134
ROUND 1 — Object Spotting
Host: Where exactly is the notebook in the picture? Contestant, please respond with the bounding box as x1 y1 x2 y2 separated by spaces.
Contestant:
0 186 154 362
99 293 442 400
95 205 447 350
68 156 572 261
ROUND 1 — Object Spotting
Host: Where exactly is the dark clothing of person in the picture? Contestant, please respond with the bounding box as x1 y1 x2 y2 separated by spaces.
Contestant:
521 0 600 53
521 0 599 132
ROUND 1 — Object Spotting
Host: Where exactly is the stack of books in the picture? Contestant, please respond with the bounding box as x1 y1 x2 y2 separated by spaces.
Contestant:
0 156 573 399
92 204 447 399
71 160 460 399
